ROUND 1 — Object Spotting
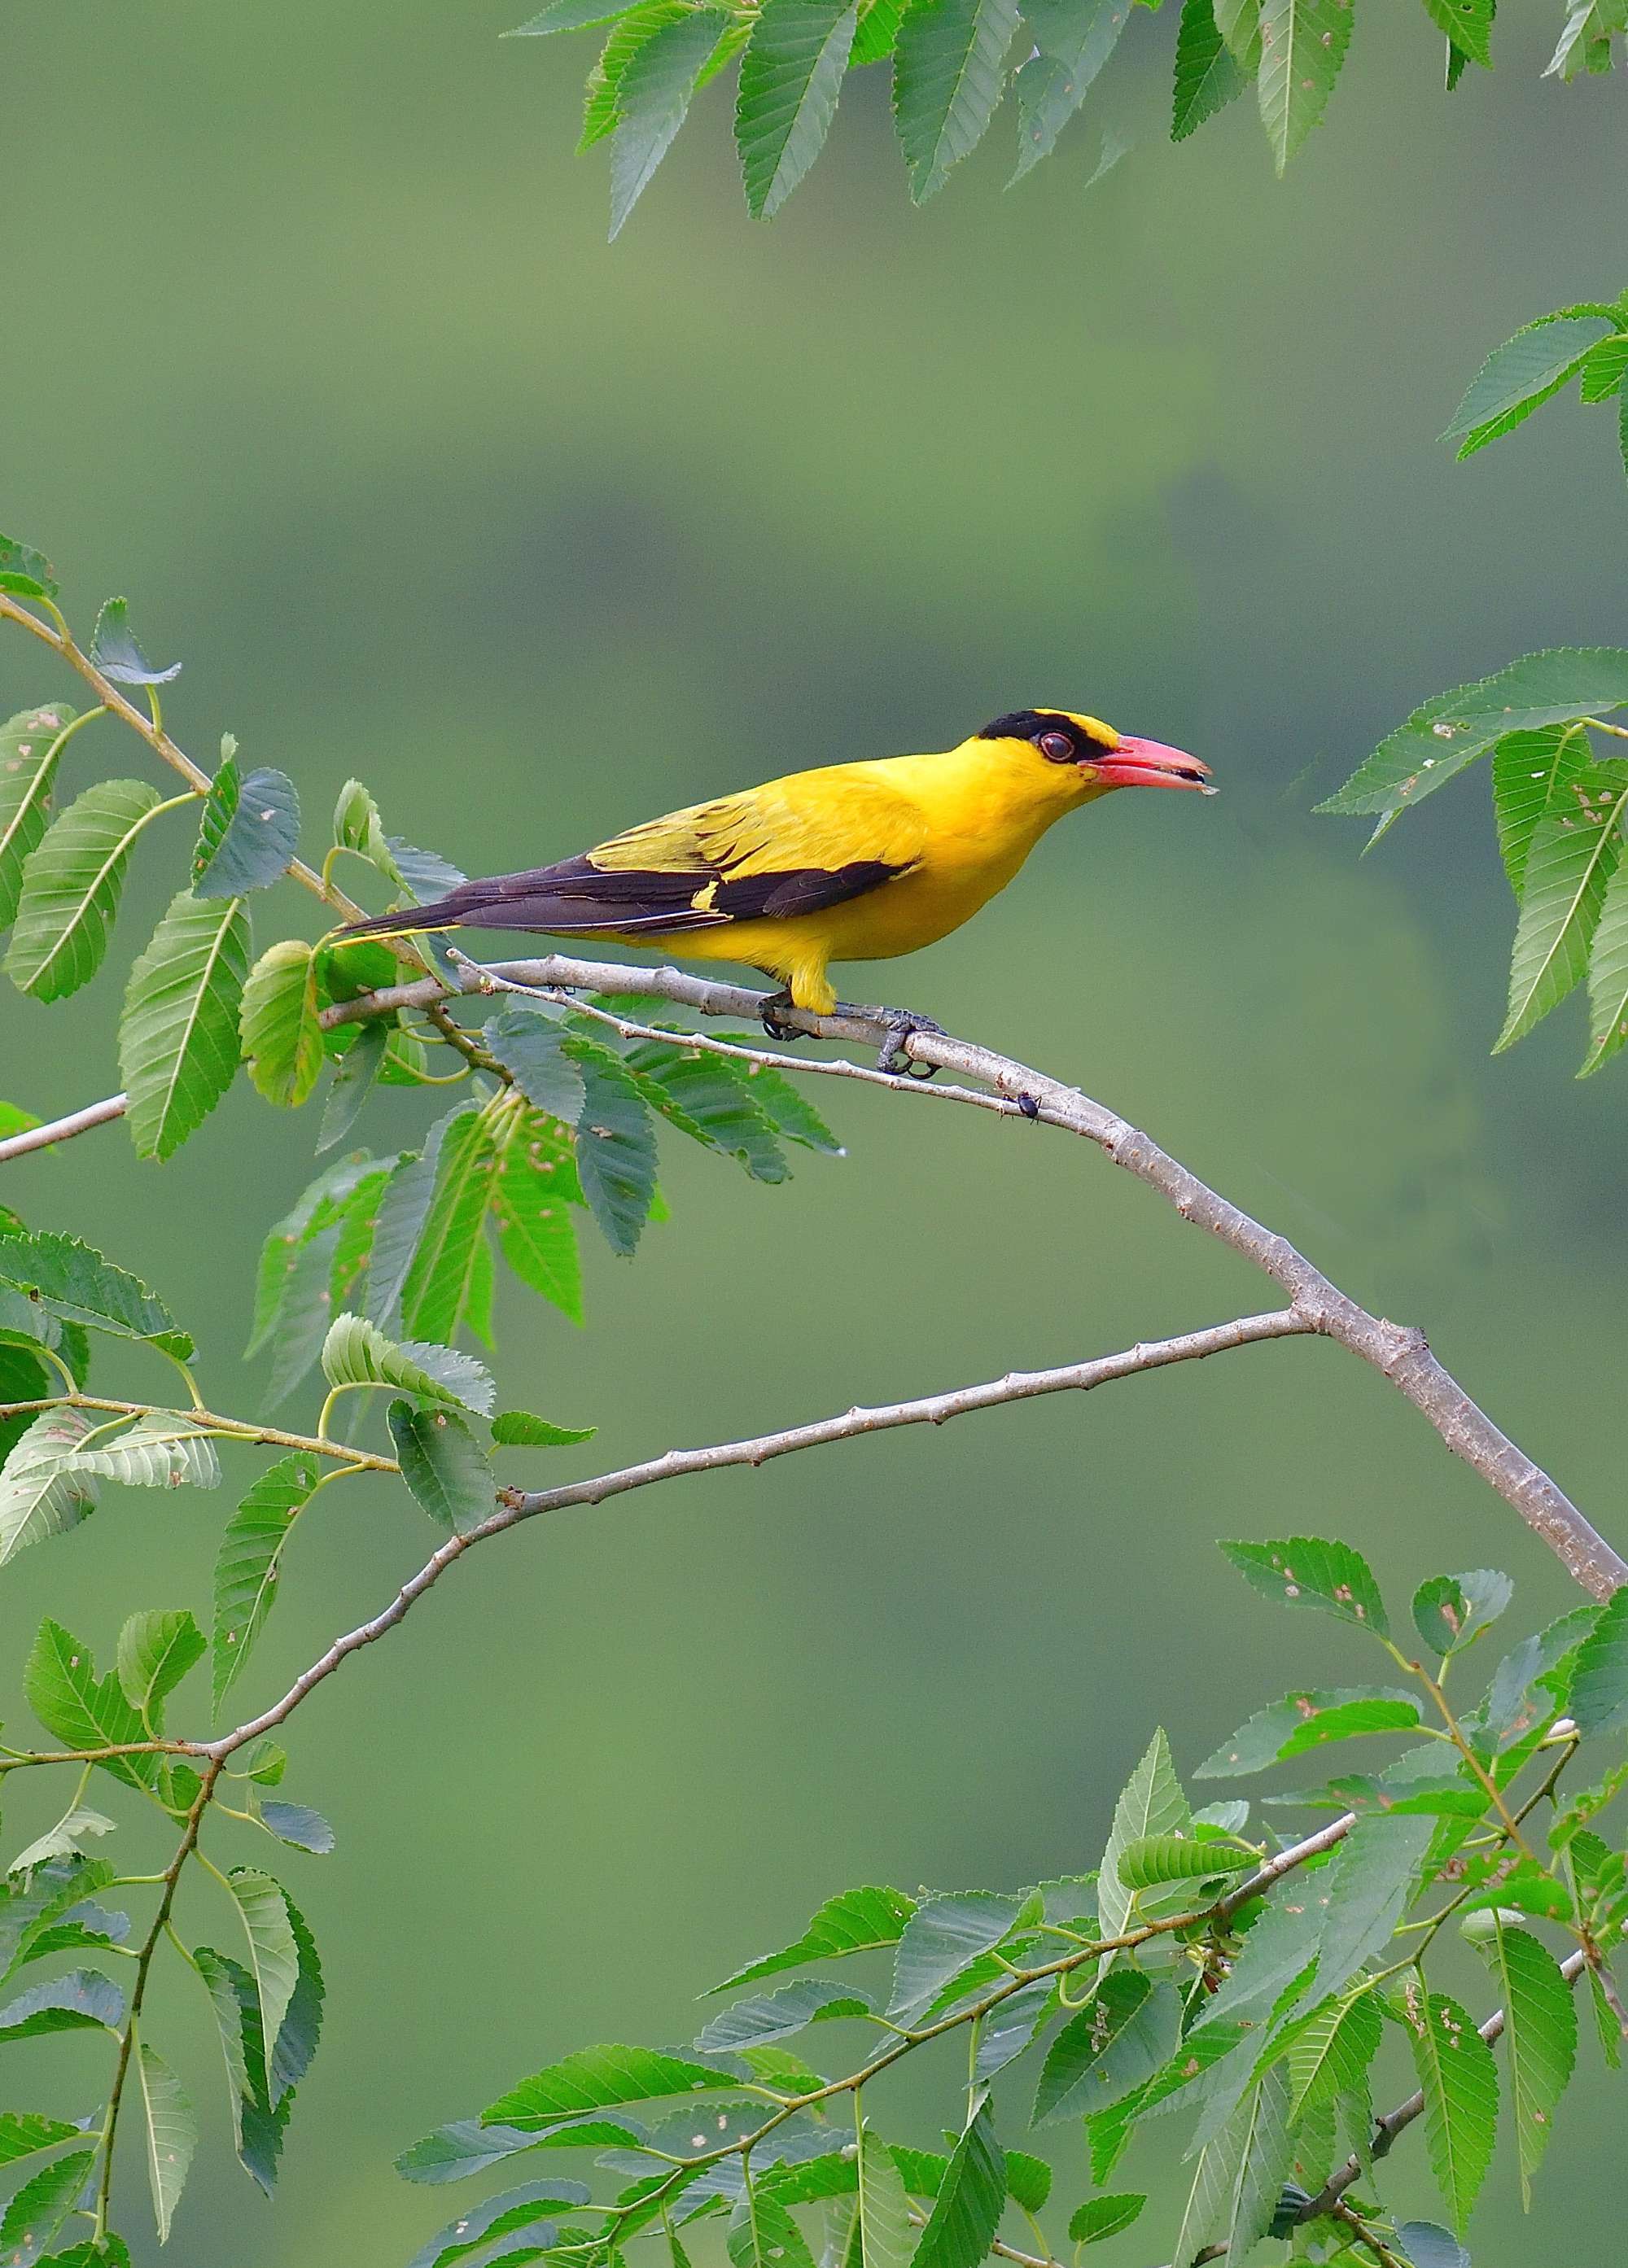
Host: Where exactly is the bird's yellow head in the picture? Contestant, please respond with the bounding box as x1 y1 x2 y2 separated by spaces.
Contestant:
976 709 1214 801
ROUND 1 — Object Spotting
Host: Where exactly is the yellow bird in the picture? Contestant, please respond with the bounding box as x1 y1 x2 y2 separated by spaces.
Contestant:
339 710 1212 1066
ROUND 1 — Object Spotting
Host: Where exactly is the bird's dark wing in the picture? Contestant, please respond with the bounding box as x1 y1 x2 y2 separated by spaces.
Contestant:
422 852 910 937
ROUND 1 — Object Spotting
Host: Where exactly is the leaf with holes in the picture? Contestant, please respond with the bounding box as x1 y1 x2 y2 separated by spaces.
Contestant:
1411 1569 1512 1658
895 0 1019 200
0 2113 81 2170
193 749 300 897
1197 1685 1421 1776
0 705 80 933
242 939 324 1108
1398 1986 1499 2233
387 1401 497 1533
1254 0 1351 172
1219 1536 1389 1636
212 1453 323 1715
1420 0 1493 63
1493 726 1593 900
0 535 58 600
1097 1728 1190 1938
89 596 182 685
0 1409 98 1569
120 889 252 1159
6 778 163 1000
736 0 857 218
137 2040 197 2242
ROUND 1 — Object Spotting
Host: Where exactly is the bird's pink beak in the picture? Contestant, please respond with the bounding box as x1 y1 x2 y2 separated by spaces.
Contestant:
1090 738 1214 793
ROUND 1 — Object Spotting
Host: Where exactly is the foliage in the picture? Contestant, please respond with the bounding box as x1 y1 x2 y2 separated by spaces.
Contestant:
501 0 1628 236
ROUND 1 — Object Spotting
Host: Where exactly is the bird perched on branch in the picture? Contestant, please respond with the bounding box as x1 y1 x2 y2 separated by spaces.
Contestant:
339 709 1212 1068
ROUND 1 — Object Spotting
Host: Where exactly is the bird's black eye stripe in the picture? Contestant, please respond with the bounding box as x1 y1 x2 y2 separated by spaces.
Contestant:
978 710 1098 762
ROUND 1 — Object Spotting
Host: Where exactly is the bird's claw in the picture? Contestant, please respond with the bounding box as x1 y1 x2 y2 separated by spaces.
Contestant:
865 1008 942 1079
759 990 806 1046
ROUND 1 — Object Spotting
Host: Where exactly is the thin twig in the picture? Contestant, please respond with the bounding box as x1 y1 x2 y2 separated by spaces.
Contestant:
0 1092 130 1162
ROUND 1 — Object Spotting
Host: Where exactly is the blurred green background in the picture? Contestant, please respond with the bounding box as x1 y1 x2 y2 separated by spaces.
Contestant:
2 1 1626 2259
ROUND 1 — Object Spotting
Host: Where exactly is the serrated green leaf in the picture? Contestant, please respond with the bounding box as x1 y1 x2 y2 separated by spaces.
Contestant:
889 1890 1022 2017
1170 2072 1290 2266
1559 1584 1628 1737
387 1400 497 1533
1219 1536 1389 1636
1581 847 1628 1073
0 705 80 933
1171 0 1248 136
508 0 643 28
628 1041 790 1182
193 754 300 897
1395 2225 1470 2268
492 1106 584 1323
574 1047 659 1254
729 2182 820 2268
0 2148 94 2261
1116 1832 1256 1886
23 1621 155 1794
0 2113 81 2170
66 1411 221 1490
607 11 727 238
331 779 408 892
1323 646 1628 834
90 596 181 686
1411 1569 1512 1657
396 2118 547 2184
696 1977 873 2055
1197 1686 1422 1776
7 1804 117 1877
856 2125 912 2268
1067 2193 1144 2244
0 535 59 601
321 1310 495 1414
912 2096 1003 2268
710 1886 916 1992
119 889 252 1159
1098 1728 1190 1938
317 1018 389 1152
1212 0 1259 56
137 2040 197 2241
581 2 691 146
245 1152 382 1357
711 1042 843 1151
974 1975 1054 2078
1397 1983 1498 2234
894 0 1020 199
737 0 857 219
1034 1973 1180 2121
412 2181 588 2268
241 938 324 1107
365 1108 471 1330
399 1103 500 1343
1255 0 1350 171
1316 1814 1434 1999
1457 1857 1575 1922
1493 724 1592 900
1484 1920 1576 2205
1084 2024 1247 2180
0 1409 98 1568
1495 766 1628 1050
0 1967 124 2041
1420 0 1492 61
212 1453 322 1715
1580 333 1628 402
116 1608 205 1728
492 1409 596 1446
485 2044 745 2129
226 1869 300 2092
1283 1988 1381 2119
6 777 164 1000
193 1946 288 2193
1446 316 1610 454
485 1009 587 1121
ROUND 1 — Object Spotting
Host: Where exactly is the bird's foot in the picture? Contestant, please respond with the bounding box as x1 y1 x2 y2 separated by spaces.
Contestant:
835 1000 943 1079
759 990 807 1045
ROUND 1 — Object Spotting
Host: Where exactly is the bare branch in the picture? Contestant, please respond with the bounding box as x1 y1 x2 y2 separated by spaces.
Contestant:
323 947 1628 1600
208 1311 1302 1754
0 1092 130 1162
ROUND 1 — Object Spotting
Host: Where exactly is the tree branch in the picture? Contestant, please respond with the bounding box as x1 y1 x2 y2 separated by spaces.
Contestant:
0 1092 130 1162
321 947 1628 1601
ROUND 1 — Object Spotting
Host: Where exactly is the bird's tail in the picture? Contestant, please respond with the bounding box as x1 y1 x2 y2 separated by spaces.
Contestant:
334 898 465 942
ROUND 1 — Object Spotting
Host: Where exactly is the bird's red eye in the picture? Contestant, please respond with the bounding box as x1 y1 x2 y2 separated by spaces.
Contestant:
1037 731 1077 763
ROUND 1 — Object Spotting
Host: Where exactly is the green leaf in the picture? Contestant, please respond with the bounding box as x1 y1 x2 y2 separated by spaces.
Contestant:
574 1047 659 1254
1394 2226 1469 2268
1197 1686 1422 1776
226 1869 300 2092
0 2148 95 2261
485 1010 587 1121
387 1401 497 1533
711 1042 844 1151
1319 648 1628 825
24 1620 155 1794
0 1967 124 2041
64 1411 221 1490
1411 1570 1512 1658
0 535 59 600
1316 1814 1435 1999
894 0 1020 200
396 2119 548 2184
852 0 907 59
1034 1973 1181 2121
607 11 727 239
193 1946 288 2193
137 2040 198 2242
1580 333 1628 402
0 1409 99 1569
507 0 644 28
321 1311 495 1414
1493 725 1592 899
366 1108 471 1330
1116 1832 1257 1885
581 2 691 146
889 1890 1023 2016
729 2183 820 2268
484 2044 745 2129
400 1104 500 1343
1562 1583 1628 1737
628 1041 789 1182
1420 0 1492 61
492 1409 596 1446
244 1152 379 1356
912 2095 1003 2268
1085 2023 1248 2180
5 777 164 1001
1446 317 1611 455
117 1608 206 1728
0 2113 81 2170
1219 1535 1389 1636
1067 2194 1144 2244
1171 0 1248 136
212 1453 322 1715
331 779 409 893
241 938 325 1108
412 2182 589 2268
710 1886 916 1991
1398 1985 1499 2234
973 1976 1054 2078
270 1889 325 2100
1457 1858 1575 1922
1581 846 1628 1073
1482 1920 1576 2205
1495 765 1628 1049
317 1018 389 1152
193 751 300 897
736 0 858 218
856 2125 912 2268
696 1977 872 2054
1283 1988 1382 2119
257 1800 335 1856
89 596 182 686
1212 0 1259 58
1097 1727 1191 1938
119 889 252 1159
7 1804 118 1881
1254 0 1350 172
1171 2073 1293 2266
492 1107 584 1323
0 705 80 933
